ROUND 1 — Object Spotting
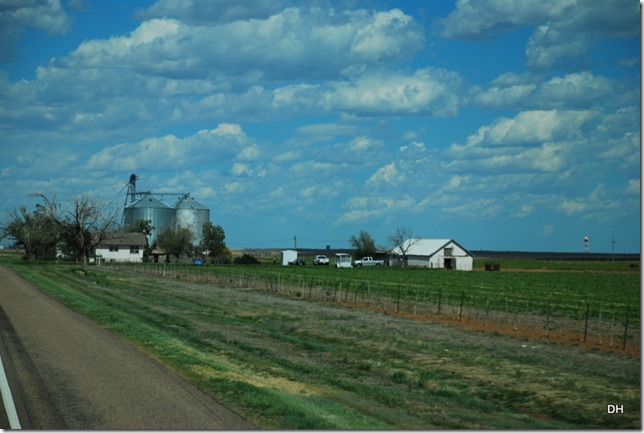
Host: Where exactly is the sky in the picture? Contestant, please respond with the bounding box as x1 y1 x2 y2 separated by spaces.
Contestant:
0 0 640 253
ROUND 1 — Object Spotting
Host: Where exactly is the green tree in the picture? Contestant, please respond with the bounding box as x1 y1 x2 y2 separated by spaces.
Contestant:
3 204 60 260
157 226 193 262
128 219 154 258
201 222 229 263
349 230 377 258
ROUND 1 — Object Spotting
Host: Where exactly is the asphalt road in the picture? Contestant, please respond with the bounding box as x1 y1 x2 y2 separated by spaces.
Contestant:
0 264 256 429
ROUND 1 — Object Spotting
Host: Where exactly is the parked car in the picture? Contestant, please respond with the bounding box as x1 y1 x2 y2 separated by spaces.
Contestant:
289 258 306 266
353 256 384 267
313 255 330 266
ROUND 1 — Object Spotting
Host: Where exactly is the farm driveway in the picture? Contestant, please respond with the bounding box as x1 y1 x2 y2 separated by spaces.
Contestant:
0 265 256 429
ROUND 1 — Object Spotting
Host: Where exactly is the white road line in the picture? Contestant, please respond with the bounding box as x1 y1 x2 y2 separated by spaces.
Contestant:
0 353 20 429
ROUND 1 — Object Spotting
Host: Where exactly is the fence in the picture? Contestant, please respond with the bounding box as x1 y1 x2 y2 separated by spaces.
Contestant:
102 262 640 352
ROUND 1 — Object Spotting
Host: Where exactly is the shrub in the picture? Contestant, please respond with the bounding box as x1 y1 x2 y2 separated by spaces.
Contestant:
234 253 261 265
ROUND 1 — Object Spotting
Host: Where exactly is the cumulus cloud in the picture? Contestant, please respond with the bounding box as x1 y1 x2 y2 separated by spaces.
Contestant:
461 110 595 148
475 71 629 109
324 68 464 116
440 0 639 70
63 6 423 82
87 123 253 170
0 0 72 62
135 0 285 25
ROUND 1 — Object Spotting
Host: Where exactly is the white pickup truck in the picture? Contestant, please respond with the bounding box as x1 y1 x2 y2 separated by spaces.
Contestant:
353 256 384 267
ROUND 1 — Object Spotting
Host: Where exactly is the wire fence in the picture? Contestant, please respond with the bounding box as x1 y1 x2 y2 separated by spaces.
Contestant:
102 262 640 352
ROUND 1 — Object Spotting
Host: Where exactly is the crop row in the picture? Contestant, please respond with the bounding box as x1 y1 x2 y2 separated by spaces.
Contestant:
107 262 639 316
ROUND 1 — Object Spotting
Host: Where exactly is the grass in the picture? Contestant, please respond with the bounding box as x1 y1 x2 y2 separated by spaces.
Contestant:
1 254 640 429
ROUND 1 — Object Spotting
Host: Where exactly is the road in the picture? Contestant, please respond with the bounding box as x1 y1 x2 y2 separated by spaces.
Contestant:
0 265 256 429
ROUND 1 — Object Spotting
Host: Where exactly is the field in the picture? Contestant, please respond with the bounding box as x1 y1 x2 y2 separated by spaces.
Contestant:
1 254 640 429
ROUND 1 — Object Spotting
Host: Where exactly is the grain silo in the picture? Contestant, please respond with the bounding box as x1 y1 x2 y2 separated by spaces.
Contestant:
123 193 176 246
172 194 210 246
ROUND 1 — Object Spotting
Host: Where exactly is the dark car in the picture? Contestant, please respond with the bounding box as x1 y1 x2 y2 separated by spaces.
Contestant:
289 258 306 266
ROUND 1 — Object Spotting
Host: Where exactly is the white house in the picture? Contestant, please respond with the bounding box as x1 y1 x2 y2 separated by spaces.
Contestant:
96 232 147 263
390 239 474 271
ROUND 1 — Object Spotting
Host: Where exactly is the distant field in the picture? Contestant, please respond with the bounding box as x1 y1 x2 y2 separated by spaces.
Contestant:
1 253 640 429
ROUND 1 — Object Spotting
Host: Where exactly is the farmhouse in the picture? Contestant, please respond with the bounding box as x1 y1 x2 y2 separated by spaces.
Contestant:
95 232 147 263
391 239 473 271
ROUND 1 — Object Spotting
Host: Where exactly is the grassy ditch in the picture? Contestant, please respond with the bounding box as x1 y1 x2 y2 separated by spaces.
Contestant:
1 256 640 429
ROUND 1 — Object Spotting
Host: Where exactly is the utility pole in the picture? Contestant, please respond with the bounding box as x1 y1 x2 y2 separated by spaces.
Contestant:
294 235 297 249
611 236 616 262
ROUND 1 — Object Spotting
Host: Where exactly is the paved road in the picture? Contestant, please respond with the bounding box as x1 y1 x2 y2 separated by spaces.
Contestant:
0 265 256 429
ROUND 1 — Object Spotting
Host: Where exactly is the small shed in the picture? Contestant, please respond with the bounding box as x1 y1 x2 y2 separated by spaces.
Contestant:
390 239 473 271
335 253 353 268
281 249 298 266
96 232 147 263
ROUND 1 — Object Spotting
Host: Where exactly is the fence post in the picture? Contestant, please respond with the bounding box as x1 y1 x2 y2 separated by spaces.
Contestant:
396 285 401 313
544 295 551 337
583 301 590 343
609 306 616 347
458 290 465 321
622 306 629 350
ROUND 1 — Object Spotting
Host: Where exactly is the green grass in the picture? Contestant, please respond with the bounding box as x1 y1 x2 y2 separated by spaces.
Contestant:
1 254 640 429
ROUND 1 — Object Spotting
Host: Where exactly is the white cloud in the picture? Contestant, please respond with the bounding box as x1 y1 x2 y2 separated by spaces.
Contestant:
0 0 72 62
135 0 284 25
367 163 401 185
441 0 639 70
324 68 464 116
462 110 595 148
87 123 253 170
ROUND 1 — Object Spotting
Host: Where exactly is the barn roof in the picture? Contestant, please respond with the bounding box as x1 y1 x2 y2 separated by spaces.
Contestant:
391 239 473 257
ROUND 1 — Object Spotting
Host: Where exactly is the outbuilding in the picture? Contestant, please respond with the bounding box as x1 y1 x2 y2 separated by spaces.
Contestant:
95 232 147 263
281 249 298 266
390 239 473 271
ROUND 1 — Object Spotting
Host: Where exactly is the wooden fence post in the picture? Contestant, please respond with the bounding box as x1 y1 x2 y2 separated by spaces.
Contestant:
622 306 629 350
583 301 590 343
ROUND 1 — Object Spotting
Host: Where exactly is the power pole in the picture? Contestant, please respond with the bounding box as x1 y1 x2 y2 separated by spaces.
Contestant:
294 235 297 249
611 236 616 262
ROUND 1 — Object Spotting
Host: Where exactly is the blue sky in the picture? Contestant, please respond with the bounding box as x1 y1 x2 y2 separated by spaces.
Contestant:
0 0 640 253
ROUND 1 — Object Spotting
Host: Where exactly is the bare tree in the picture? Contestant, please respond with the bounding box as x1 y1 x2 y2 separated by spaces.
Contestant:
33 193 119 266
388 227 417 267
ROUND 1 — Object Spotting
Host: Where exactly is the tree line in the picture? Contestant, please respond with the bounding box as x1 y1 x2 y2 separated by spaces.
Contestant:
2 193 229 266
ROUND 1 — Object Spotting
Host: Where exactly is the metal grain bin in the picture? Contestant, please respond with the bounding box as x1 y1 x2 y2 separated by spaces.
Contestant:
172 194 210 246
123 194 175 246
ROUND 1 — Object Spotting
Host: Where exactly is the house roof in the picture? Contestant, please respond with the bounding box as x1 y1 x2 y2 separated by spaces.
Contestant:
97 232 147 247
391 239 473 257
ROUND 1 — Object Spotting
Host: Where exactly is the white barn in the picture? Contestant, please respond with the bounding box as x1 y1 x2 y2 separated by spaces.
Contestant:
95 232 147 263
391 239 473 271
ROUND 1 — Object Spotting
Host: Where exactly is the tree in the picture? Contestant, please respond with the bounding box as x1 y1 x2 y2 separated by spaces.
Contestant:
201 222 229 264
127 219 154 257
31 193 119 266
127 219 154 239
349 230 377 258
3 204 60 260
388 227 417 267
157 226 193 262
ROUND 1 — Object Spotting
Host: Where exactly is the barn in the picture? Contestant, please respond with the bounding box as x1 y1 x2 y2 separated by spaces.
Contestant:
95 232 147 263
391 239 473 271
